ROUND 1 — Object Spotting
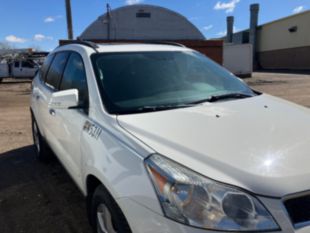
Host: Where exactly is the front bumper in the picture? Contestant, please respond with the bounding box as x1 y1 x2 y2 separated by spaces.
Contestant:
117 196 310 233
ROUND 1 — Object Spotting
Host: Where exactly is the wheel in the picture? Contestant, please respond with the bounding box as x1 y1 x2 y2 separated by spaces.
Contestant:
91 185 132 233
31 116 51 161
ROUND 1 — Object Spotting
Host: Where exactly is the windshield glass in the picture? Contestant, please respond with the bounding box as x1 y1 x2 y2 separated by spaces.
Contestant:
92 51 255 114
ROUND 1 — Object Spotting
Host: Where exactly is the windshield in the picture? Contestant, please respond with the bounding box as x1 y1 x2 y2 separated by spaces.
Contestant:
91 51 255 114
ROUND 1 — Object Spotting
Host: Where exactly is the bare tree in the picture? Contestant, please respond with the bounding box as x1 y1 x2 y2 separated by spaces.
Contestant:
0 42 15 50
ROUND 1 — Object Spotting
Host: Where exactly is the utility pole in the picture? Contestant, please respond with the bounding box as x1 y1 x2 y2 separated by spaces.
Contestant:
106 4 111 40
65 0 74 40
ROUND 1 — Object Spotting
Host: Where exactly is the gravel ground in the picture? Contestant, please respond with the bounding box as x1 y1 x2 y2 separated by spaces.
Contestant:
0 73 310 233
0 78 92 233
247 72 310 107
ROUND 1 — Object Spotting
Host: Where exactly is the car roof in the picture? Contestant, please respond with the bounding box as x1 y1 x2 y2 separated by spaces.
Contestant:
54 43 192 55
96 43 191 53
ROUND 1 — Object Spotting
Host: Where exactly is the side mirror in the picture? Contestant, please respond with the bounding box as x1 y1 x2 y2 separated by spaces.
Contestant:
49 89 79 109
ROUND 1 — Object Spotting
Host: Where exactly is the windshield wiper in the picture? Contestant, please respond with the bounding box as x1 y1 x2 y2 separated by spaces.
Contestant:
191 93 254 104
137 104 195 112
116 104 195 114
116 93 254 114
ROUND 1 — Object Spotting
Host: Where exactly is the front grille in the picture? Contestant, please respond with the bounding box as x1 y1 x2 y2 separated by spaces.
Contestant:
284 194 310 227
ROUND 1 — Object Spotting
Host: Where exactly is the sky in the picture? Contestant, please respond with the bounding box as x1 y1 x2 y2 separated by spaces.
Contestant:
0 0 308 51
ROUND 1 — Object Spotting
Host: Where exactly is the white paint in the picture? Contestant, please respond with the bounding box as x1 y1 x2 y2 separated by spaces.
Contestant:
223 43 253 76
30 43 310 233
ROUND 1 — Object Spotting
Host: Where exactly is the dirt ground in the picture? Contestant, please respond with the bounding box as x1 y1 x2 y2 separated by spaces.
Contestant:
0 72 310 233
0 79 92 233
247 72 310 107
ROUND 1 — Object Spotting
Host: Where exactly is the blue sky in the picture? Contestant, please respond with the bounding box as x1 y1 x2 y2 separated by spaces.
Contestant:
0 0 308 51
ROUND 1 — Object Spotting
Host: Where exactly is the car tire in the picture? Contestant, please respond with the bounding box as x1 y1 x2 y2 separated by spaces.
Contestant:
91 185 132 233
31 116 51 161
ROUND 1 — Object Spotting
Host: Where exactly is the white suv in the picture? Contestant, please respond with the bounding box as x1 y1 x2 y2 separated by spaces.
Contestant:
30 41 310 233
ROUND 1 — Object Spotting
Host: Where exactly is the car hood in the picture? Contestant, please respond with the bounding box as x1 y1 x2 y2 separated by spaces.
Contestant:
117 94 310 197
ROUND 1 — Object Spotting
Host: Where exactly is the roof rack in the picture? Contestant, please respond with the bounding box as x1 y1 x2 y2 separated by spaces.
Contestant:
59 39 100 53
76 39 100 53
145 41 186 47
134 41 186 48
59 39 186 51
91 40 186 48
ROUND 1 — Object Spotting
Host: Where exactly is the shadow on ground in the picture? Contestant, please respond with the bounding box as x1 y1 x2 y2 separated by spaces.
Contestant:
0 146 92 233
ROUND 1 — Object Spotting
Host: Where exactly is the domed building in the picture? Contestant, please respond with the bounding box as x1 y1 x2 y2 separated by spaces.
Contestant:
79 4 205 41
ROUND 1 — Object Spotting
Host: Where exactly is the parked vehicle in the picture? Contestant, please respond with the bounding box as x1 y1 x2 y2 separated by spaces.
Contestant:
11 60 38 78
30 41 310 233
0 61 9 82
0 59 39 81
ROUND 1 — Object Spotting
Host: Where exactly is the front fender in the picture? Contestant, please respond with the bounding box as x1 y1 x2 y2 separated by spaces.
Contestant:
80 120 163 215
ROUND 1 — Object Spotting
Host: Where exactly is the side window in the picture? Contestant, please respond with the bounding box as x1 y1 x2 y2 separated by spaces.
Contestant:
22 60 34 68
14 62 19 68
60 53 88 107
40 53 55 81
45 52 69 90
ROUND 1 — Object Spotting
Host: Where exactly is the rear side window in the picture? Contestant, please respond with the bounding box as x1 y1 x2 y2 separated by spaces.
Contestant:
40 53 55 81
45 52 69 90
60 53 88 107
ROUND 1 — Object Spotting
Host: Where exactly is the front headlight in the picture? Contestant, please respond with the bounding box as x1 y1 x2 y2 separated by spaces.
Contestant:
145 154 280 232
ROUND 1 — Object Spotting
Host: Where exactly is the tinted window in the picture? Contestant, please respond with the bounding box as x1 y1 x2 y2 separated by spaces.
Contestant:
92 51 255 114
45 52 69 90
40 53 55 81
22 60 35 68
60 53 88 106
14 62 19 68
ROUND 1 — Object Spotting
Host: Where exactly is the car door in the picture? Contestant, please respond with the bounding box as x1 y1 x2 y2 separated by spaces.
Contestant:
33 53 55 135
53 52 90 183
12 61 21 77
21 60 36 77
39 52 70 156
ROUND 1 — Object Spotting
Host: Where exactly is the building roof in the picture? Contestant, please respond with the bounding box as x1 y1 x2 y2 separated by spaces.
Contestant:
79 4 205 41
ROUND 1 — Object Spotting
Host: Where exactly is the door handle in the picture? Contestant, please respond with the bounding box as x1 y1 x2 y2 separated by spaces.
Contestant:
35 95 40 100
49 109 56 116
